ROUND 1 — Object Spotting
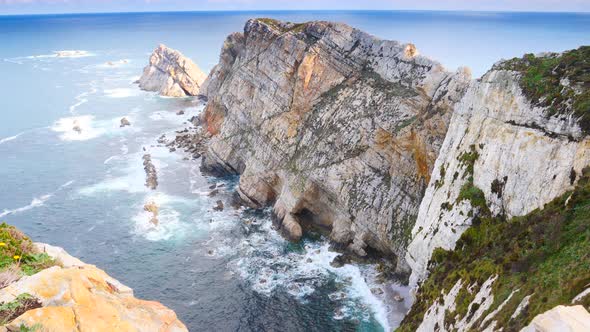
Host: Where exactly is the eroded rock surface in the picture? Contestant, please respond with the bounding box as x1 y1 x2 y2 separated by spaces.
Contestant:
200 18 470 261
522 305 590 332
1 243 187 332
139 44 207 97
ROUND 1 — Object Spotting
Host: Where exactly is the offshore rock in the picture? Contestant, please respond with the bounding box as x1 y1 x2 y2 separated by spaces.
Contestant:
143 154 158 190
139 44 207 97
200 18 470 261
0 243 187 332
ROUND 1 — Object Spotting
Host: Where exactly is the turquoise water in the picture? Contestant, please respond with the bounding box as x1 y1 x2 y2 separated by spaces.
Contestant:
0 11 588 331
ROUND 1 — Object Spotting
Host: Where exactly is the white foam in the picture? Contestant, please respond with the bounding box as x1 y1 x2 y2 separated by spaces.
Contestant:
215 215 391 331
132 193 198 241
97 59 130 68
51 115 106 141
104 88 140 98
0 195 51 218
0 133 23 144
23 50 95 60
69 83 98 115
0 180 74 218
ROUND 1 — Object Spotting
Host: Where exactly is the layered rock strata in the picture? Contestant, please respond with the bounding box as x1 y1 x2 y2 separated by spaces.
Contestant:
200 18 470 260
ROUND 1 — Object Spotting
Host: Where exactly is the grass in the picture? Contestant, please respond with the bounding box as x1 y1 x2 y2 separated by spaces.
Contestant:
494 46 590 135
0 293 42 325
398 167 590 331
0 223 56 281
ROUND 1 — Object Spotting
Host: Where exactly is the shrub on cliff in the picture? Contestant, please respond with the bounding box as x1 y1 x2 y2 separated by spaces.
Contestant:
0 223 56 280
399 167 590 331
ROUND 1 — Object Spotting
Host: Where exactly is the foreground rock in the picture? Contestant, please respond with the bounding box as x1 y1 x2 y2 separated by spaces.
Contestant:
522 305 590 332
139 44 207 97
0 242 187 332
200 18 470 261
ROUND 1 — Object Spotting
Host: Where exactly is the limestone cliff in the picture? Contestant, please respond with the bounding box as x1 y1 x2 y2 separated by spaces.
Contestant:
398 47 590 331
200 18 470 260
0 225 187 332
139 44 207 97
406 47 590 286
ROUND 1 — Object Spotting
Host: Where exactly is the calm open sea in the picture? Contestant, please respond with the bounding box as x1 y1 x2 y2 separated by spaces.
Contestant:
0 10 588 331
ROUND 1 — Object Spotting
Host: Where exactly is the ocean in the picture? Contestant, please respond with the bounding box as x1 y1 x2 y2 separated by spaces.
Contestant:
0 10 588 331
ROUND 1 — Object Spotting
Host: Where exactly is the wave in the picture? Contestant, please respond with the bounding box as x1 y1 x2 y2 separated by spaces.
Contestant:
69 81 98 115
0 180 74 218
51 115 106 141
104 88 141 98
36 50 95 59
131 193 194 242
210 212 392 331
0 133 23 144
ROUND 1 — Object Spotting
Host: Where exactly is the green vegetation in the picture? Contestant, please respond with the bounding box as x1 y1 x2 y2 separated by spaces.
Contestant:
0 293 42 325
256 18 306 34
398 167 590 331
0 223 56 277
494 46 590 135
434 165 446 189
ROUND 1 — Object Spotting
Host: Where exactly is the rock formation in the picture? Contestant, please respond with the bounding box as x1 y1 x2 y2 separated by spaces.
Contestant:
0 240 187 331
120 117 131 127
522 305 590 332
143 154 158 190
200 18 470 261
139 44 207 97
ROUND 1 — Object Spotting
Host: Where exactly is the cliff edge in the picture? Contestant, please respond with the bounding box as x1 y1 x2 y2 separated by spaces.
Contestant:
0 223 187 332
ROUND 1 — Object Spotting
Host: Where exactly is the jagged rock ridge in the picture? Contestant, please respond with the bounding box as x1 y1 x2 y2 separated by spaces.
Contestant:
200 18 470 263
139 44 207 97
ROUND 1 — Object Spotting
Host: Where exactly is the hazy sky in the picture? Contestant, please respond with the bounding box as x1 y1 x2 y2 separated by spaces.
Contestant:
0 0 589 15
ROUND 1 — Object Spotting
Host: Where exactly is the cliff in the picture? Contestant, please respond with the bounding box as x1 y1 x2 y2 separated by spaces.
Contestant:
406 47 590 286
138 20 589 330
0 224 187 332
398 47 590 331
139 44 207 97
200 18 470 261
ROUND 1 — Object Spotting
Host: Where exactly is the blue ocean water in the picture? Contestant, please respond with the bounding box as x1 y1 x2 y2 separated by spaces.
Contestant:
0 10 588 331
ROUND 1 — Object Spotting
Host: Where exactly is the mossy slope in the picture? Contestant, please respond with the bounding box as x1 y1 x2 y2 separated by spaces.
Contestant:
494 46 590 135
398 167 590 331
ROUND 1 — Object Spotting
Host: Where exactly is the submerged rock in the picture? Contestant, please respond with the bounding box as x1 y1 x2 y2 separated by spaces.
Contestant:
138 44 207 97
144 201 159 225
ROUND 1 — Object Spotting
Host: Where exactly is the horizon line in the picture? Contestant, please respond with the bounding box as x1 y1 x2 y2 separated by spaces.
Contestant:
1 8 590 17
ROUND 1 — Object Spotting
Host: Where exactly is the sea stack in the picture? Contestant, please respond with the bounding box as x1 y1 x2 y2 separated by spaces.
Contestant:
138 44 207 97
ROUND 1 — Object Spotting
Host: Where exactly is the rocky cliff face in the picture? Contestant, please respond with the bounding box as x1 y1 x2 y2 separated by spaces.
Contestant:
200 18 470 260
0 225 187 331
405 49 590 286
139 44 207 97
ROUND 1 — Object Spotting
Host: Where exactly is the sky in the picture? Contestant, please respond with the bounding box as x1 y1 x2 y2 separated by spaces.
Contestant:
0 0 589 15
